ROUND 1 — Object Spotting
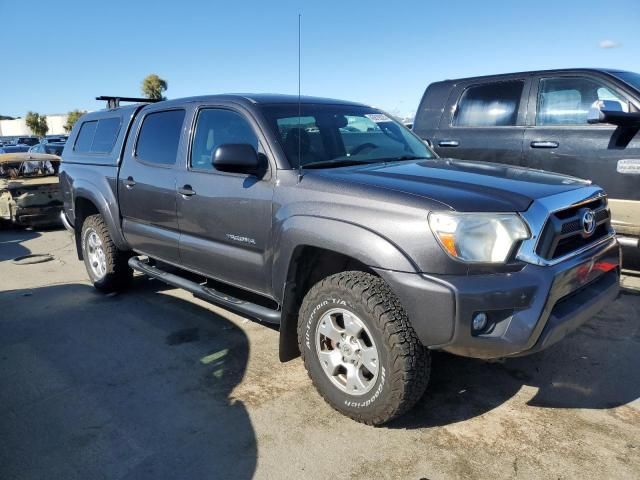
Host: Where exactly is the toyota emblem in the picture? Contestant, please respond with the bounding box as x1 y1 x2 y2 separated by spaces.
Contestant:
582 210 596 236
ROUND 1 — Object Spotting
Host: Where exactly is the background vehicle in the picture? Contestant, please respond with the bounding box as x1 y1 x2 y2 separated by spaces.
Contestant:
0 145 30 154
42 135 68 144
60 94 619 425
14 136 40 146
0 152 62 227
29 142 65 156
413 68 640 249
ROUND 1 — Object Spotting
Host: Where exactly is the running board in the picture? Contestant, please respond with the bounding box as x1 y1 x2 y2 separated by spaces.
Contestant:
128 256 281 324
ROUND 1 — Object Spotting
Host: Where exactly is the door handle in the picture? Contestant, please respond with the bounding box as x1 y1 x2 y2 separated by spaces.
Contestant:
124 176 136 188
177 185 196 197
438 140 459 147
530 141 559 149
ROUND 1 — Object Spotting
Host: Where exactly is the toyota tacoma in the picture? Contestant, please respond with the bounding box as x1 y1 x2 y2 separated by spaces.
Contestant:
59 94 620 425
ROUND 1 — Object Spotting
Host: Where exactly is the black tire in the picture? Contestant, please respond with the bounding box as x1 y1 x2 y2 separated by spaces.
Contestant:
298 271 430 425
81 214 132 292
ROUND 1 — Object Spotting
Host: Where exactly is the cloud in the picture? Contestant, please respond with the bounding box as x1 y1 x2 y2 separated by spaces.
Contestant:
599 40 621 49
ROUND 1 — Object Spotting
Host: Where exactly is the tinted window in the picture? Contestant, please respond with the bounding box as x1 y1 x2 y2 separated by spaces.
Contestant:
74 121 98 152
136 110 185 166
44 145 63 155
453 81 524 127
190 109 258 170
537 77 629 125
91 117 121 153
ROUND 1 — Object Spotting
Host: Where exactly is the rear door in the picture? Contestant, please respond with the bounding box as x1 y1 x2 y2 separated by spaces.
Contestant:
430 79 530 165
119 108 186 263
523 74 640 234
176 105 274 296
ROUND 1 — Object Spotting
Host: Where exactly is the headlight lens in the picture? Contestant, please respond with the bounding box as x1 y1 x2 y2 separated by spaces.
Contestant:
428 212 530 263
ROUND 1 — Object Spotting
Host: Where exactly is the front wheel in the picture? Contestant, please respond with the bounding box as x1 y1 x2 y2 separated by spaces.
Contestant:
298 271 430 425
81 214 132 292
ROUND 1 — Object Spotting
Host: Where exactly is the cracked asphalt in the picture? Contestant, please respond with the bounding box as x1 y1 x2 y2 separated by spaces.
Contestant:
1 228 639 480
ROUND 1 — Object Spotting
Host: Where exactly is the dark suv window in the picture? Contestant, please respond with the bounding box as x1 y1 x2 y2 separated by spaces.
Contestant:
136 110 185 166
453 81 524 127
190 109 258 170
537 77 629 126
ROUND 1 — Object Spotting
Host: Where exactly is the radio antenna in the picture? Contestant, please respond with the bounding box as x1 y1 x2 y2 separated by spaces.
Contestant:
297 13 303 182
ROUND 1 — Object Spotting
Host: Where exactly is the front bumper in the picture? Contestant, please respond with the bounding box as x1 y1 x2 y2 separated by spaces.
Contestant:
375 236 620 359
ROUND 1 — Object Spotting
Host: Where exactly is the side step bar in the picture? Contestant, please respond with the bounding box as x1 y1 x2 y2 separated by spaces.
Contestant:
128 256 281 324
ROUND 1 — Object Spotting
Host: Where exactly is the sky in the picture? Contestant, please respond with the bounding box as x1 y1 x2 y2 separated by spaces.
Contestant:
0 0 638 119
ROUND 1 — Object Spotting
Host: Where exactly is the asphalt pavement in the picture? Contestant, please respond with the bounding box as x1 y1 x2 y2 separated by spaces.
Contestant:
1 227 639 480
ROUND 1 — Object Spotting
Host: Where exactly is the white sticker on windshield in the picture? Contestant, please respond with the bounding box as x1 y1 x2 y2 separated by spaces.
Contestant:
365 113 392 123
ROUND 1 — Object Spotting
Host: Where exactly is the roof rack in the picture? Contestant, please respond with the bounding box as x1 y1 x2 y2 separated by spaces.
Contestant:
96 96 162 109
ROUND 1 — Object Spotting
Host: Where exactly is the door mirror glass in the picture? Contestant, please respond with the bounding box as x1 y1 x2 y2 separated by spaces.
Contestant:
212 143 260 173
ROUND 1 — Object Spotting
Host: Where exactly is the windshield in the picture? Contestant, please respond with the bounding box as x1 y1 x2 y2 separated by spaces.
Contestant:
611 71 640 92
260 104 434 168
44 145 64 155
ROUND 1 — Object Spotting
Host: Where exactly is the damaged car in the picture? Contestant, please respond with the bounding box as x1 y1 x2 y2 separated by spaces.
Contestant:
0 152 63 228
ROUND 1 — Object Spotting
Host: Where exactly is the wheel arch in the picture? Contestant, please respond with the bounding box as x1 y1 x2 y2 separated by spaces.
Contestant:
274 216 417 362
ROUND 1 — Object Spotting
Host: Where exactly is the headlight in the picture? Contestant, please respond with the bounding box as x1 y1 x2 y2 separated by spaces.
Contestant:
428 212 530 263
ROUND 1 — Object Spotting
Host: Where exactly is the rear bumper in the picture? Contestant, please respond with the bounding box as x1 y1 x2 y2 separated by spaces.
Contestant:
376 236 621 359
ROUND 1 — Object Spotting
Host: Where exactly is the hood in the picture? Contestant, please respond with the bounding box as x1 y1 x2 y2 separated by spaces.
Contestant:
314 158 591 212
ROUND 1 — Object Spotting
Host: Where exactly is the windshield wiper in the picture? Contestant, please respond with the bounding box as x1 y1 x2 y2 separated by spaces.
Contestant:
390 155 431 161
302 159 379 169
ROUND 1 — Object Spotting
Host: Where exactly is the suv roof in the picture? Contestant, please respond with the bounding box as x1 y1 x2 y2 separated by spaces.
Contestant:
441 68 636 83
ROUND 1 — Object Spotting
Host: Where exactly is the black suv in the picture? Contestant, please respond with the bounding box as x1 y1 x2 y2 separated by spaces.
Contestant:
413 69 640 249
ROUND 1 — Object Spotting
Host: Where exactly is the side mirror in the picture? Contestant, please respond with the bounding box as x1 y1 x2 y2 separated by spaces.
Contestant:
212 143 260 174
588 100 640 127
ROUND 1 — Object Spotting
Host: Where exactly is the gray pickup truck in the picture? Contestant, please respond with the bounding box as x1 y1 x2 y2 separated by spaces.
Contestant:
59 94 620 425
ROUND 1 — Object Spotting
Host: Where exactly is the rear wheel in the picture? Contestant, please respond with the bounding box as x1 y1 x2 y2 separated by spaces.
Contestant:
81 214 132 292
298 271 430 425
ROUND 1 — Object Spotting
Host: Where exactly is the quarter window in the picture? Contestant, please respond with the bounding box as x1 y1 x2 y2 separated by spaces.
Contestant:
453 81 524 127
190 109 258 170
537 77 629 125
91 117 121 153
74 121 98 152
136 110 185 166
73 117 121 154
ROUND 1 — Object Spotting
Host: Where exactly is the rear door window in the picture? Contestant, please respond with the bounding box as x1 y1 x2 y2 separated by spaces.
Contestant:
537 77 629 125
453 81 524 127
135 109 185 166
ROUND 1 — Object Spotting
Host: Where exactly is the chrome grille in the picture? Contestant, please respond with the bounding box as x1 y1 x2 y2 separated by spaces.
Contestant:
535 197 612 261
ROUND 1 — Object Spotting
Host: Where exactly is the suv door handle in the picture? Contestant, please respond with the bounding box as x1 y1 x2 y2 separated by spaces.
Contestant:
530 141 559 149
177 185 196 197
438 140 459 147
124 176 136 188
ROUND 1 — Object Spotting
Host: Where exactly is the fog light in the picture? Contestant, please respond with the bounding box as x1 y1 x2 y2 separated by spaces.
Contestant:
472 312 488 332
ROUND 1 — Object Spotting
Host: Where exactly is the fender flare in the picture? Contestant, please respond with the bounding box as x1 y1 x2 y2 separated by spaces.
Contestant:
72 180 128 251
273 215 417 362
272 215 417 301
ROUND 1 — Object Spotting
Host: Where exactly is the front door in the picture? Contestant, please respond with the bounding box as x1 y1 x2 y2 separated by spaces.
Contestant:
176 107 274 296
119 108 186 263
524 75 640 234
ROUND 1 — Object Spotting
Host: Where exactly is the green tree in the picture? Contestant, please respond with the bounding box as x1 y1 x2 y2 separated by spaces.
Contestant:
25 111 49 137
141 74 168 100
64 109 87 133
